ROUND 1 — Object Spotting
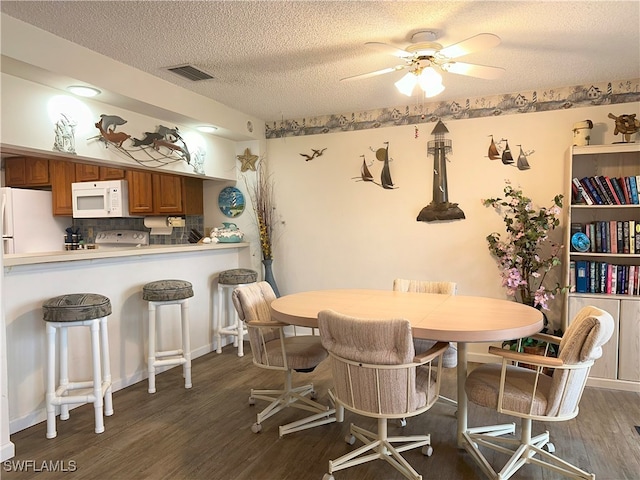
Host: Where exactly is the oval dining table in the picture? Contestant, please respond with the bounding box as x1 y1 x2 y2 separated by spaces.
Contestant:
269 288 543 447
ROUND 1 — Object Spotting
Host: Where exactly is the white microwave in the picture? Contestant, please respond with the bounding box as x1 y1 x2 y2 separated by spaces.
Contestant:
71 179 133 218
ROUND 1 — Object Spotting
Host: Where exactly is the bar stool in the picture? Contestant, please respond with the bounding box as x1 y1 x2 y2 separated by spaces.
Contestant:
42 293 113 439
142 279 194 394
214 268 257 357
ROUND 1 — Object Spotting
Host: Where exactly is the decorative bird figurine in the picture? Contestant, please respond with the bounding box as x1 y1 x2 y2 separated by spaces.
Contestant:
300 148 327 161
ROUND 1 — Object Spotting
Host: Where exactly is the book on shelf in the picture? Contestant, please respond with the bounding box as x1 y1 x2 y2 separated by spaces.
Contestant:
575 261 588 293
569 261 576 292
602 176 622 205
629 265 636 296
572 178 593 204
588 223 596 252
610 220 618 254
629 176 639 204
623 222 630 254
609 177 627 205
617 221 624 253
618 177 631 204
593 176 614 204
580 177 604 205
611 264 617 295
631 220 636 255
636 222 640 252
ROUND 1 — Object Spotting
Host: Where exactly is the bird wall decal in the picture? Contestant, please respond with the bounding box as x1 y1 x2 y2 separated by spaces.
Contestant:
300 148 327 161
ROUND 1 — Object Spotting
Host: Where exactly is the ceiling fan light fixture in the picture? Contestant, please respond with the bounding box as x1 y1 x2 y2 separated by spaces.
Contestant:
395 72 418 96
420 80 445 98
417 67 444 97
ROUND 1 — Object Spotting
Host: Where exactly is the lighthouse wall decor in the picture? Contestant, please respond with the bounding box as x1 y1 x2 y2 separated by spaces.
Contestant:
417 120 465 222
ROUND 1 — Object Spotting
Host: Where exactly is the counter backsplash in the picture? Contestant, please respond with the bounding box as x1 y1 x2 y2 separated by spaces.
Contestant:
74 215 204 246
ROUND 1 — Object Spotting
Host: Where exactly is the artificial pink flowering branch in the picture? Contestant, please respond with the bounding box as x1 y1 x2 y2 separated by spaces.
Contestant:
483 182 568 310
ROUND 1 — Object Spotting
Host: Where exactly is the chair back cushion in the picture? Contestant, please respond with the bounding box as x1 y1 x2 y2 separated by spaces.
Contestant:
393 279 457 295
393 279 458 368
232 282 281 363
546 305 614 416
318 309 435 415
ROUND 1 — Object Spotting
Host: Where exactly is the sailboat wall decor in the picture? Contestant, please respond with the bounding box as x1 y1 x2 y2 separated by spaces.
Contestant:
486 135 535 170
417 120 465 222
501 139 514 164
352 142 397 189
488 135 500 160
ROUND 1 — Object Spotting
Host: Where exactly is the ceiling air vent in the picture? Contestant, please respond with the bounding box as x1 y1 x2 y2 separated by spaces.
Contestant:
166 64 214 81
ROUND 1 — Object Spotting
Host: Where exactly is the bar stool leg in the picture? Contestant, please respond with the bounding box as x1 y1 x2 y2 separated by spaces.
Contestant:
89 320 105 434
181 300 192 389
215 285 224 354
148 302 157 394
45 323 57 439
59 326 70 421
100 317 113 416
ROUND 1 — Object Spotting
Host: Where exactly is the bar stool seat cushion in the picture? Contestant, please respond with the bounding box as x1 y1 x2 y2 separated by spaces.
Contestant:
143 280 194 302
219 268 258 285
43 294 112 322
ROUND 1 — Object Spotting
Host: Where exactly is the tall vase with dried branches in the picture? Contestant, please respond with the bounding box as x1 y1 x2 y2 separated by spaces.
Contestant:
245 159 280 297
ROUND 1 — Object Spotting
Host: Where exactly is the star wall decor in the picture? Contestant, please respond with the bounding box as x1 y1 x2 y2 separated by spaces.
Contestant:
237 148 259 172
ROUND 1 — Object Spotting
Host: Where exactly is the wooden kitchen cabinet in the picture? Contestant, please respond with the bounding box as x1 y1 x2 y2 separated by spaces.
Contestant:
75 163 125 182
126 170 154 215
127 169 203 215
51 160 76 216
4 156 50 187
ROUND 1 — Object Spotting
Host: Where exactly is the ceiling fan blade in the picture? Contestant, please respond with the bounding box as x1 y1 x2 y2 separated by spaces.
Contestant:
340 64 407 82
439 33 501 59
365 42 413 58
440 61 505 80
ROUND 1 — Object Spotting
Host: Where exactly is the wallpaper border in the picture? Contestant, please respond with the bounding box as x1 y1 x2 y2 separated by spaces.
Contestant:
266 79 640 139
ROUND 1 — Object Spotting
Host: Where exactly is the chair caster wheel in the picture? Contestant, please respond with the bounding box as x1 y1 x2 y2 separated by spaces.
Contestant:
397 418 407 427
249 397 255 406
251 423 262 433
345 434 356 445
545 442 555 453
322 474 335 480
422 445 433 456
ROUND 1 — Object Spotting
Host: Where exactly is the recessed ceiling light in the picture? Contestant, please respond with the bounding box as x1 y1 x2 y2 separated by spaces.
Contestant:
67 85 101 97
196 125 218 133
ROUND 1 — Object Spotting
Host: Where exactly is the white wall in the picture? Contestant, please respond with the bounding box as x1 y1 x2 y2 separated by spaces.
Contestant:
260 103 640 347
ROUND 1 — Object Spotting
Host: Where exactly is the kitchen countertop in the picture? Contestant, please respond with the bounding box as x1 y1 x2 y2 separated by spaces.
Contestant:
3 242 250 267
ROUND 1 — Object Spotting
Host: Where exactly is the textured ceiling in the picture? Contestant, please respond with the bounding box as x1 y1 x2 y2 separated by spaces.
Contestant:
1 1 639 123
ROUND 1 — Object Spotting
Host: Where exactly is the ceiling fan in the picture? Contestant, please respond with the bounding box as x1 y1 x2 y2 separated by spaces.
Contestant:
342 31 505 97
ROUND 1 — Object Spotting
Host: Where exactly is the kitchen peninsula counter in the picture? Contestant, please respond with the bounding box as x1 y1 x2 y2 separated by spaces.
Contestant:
4 242 249 267
3 241 252 435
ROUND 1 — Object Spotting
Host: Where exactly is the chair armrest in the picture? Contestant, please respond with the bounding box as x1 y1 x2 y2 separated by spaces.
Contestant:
246 320 288 328
414 342 449 364
488 346 564 367
531 332 562 345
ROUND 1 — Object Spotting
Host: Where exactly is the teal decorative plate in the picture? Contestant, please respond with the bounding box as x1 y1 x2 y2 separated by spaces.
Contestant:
218 186 245 218
571 232 590 252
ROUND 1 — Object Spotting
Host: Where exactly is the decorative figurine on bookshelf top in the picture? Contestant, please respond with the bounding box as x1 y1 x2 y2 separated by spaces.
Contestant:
608 112 639 143
572 120 593 146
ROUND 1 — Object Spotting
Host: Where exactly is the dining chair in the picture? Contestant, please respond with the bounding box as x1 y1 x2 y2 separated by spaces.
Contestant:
317 309 448 480
231 281 336 436
393 279 458 409
463 305 614 480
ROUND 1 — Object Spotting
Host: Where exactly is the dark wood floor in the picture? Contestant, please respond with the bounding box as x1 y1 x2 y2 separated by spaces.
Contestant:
4 344 640 480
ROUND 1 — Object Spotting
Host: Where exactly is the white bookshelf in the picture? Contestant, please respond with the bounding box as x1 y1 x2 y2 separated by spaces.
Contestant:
565 143 640 392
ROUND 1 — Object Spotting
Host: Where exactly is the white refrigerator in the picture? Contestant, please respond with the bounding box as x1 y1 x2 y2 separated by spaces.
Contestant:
1 187 69 254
